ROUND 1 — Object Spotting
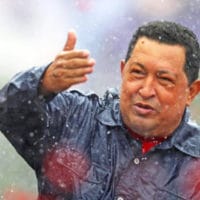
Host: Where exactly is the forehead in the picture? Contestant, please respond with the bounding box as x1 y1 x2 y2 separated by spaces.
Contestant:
130 37 186 71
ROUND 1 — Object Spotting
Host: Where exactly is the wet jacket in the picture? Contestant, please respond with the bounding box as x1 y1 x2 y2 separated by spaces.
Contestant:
0 66 200 200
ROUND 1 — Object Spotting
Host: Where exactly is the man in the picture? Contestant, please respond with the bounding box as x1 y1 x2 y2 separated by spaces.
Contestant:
0 21 200 199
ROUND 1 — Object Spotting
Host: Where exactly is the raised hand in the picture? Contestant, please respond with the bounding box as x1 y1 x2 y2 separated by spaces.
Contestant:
40 30 95 95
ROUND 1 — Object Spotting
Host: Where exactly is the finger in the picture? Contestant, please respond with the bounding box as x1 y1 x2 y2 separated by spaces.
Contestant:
56 50 90 60
66 58 95 69
63 29 77 51
64 76 88 86
49 76 88 93
55 58 95 69
52 66 93 78
64 66 94 78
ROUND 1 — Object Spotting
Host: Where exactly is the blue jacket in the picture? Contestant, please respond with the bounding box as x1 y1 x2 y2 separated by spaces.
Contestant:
0 66 200 200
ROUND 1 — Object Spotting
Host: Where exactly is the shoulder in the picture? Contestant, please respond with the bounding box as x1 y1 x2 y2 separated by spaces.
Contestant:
57 88 120 108
176 119 200 157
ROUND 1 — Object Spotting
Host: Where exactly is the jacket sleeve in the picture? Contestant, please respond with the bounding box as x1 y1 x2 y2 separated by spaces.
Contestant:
0 65 101 170
0 65 55 169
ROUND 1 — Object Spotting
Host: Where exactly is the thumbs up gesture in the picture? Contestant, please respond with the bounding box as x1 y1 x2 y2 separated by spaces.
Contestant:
40 30 95 95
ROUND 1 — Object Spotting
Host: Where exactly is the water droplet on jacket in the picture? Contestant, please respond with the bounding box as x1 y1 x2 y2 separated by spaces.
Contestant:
20 115 25 119
141 157 147 161
107 131 111 135
29 132 34 137
39 148 44 154
154 161 159 165
117 196 124 200
59 182 66 188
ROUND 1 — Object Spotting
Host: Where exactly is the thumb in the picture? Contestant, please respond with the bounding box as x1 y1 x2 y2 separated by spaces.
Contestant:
63 29 77 51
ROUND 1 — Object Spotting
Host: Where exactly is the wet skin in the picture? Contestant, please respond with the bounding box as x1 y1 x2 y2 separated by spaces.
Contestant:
120 37 196 138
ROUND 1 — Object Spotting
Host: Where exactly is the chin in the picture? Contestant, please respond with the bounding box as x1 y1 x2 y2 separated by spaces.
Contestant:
129 119 159 137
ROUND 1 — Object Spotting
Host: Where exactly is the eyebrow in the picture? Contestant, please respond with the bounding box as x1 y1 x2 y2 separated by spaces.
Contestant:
157 70 177 79
130 61 177 78
130 61 145 69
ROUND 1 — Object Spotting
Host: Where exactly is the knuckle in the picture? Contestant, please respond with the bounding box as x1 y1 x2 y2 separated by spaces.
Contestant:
55 60 66 68
68 59 76 67
55 52 63 60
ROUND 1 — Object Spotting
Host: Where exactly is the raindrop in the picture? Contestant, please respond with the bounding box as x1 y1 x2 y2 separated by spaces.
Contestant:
19 138 24 143
54 142 58 146
96 150 99 154
192 53 197 58
59 182 67 188
107 130 111 135
112 36 118 41
41 167 46 173
27 100 32 104
29 132 34 137
5 130 10 134
39 148 44 154
71 146 75 151
154 161 159 165
127 17 133 22
141 157 147 161
57 157 63 164
107 93 113 101
75 1 79 6
105 38 109 43
117 196 124 200
71 129 74 133
38 95 45 100
20 115 25 119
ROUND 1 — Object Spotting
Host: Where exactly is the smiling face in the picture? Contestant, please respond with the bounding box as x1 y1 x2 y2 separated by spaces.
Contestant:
120 37 194 138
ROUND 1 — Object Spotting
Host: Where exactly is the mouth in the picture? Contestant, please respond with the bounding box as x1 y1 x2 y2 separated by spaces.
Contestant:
133 102 156 115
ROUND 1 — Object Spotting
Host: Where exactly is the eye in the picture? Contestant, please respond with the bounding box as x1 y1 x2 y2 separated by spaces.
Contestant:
132 69 143 74
130 68 146 77
159 76 175 86
160 77 172 82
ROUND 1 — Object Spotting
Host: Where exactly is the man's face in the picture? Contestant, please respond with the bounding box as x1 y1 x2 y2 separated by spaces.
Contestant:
120 37 192 138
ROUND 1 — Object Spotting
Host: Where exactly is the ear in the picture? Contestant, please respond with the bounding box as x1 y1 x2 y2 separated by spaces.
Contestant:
186 80 200 106
120 59 126 74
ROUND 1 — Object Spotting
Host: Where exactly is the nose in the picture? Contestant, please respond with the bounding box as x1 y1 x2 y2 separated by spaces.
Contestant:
138 76 156 99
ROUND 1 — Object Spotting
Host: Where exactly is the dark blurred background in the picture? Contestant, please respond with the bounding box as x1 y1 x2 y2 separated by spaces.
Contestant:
0 0 199 197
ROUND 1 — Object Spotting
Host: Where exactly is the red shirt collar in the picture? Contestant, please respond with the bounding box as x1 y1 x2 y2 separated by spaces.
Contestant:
127 128 166 154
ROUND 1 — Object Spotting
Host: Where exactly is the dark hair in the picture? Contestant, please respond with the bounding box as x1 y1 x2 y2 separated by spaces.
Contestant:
125 21 200 84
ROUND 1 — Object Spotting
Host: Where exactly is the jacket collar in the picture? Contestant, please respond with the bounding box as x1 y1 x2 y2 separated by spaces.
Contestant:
157 109 200 158
96 96 200 158
96 88 123 127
